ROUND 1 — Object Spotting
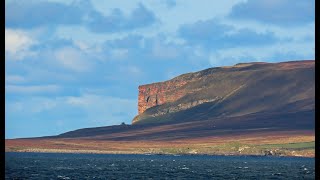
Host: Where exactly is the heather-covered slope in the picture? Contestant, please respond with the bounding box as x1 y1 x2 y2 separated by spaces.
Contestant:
133 60 314 124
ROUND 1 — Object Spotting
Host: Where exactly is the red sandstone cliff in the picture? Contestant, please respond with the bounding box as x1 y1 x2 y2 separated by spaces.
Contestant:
138 80 189 114
133 60 315 124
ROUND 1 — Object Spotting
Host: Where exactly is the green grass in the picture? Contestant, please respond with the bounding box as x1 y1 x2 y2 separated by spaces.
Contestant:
166 141 316 156
6 147 25 151
257 141 315 150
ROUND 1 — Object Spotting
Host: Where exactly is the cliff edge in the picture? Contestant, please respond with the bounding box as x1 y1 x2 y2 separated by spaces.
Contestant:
133 60 314 124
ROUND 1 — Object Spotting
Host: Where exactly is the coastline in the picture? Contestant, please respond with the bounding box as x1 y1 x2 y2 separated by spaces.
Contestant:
5 147 315 158
6 132 315 158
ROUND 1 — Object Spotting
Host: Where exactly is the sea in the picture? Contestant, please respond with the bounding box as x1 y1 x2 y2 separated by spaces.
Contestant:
5 152 315 179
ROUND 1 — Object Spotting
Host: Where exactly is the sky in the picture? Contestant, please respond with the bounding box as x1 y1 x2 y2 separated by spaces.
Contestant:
5 0 315 138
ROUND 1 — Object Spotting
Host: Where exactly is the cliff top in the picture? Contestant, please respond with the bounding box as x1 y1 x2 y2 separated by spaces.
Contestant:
139 60 314 88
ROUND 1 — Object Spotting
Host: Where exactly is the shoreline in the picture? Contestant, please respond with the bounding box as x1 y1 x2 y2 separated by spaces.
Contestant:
6 133 314 158
5 148 315 158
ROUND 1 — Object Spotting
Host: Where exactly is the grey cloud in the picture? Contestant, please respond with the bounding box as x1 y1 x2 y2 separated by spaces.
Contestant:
178 19 278 49
86 3 157 33
229 0 315 26
5 0 86 28
6 1 157 33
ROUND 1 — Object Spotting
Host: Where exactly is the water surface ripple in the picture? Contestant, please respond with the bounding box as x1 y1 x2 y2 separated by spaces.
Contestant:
5 152 315 179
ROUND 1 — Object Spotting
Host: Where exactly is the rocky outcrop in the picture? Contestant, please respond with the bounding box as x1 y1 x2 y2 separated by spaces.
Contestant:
138 80 188 114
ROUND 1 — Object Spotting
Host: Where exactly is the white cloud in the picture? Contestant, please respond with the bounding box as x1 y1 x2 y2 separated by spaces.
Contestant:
64 94 138 124
152 40 179 59
5 84 61 94
5 29 33 53
66 96 90 106
77 95 135 123
110 48 129 60
66 94 135 108
30 98 58 113
121 66 143 78
126 66 141 74
74 40 90 51
6 93 137 137
6 97 58 114
5 29 36 60
54 46 92 72
5 75 26 84
6 102 23 113
209 41 314 67
221 18 315 42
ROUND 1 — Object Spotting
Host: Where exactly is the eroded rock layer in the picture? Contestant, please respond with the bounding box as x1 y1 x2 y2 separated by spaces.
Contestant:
138 80 188 114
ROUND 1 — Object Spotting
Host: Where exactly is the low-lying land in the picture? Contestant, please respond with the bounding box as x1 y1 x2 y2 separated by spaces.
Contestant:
6 129 314 157
6 110 315 157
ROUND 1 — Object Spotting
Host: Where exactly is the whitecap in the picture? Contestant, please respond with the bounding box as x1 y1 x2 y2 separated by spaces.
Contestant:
57 175 70 180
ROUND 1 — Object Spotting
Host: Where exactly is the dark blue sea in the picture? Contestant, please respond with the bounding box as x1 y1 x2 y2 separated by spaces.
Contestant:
5 152 315 179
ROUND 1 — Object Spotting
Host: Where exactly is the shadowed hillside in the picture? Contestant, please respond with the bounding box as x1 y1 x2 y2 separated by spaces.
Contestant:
56 109 314 141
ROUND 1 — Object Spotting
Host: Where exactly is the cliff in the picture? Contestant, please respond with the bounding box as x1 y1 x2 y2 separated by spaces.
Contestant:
137 79 188 114
133 60 314 124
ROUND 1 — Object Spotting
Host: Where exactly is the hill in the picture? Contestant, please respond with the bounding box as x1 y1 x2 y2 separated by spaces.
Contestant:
133 60 314 125
5 60 315 157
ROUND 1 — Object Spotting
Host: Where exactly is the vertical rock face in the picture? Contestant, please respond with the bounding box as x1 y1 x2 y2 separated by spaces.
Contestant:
138 80 189 114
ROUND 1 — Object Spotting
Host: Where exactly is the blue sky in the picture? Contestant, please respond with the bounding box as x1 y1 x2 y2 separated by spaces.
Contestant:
5 0 315 138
